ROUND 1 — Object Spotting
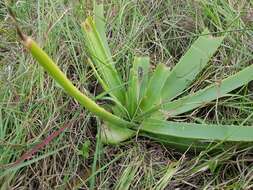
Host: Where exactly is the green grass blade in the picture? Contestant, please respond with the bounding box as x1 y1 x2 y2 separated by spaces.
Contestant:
161 29 224 101
1 145 69 176
89 125 102 190
153 162 178 190
141 118 253 142
163 64 253 116
115 160 141 190
82 17 125 104
140 63 170 111
101 122 134 144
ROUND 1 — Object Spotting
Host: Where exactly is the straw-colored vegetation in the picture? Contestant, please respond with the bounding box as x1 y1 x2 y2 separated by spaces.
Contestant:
1 1 253 189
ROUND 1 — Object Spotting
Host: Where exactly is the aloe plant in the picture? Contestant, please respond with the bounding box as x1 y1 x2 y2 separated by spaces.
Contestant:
18 3 253 151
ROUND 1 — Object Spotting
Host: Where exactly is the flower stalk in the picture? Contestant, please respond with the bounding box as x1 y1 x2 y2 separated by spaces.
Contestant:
22 36 134 128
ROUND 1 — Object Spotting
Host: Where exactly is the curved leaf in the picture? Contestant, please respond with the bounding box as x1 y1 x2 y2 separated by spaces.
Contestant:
101 122 135 144
141 119 253 142
163 63 253 116
82 15 125 104
141 63 170 111
161 29 224 101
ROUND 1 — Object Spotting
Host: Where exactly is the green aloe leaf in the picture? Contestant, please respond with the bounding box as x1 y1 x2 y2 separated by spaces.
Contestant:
143 133 209 151
126 56 150 118
84 3 136 143
136 56 150 101
163 63 253 116
87 58 109 91
103 57 151 144
101 122 134 144
141 63 170 112
94 3 111 57
126 58 139 118
141 119 253 146
161 29 224 101
82 15 125 104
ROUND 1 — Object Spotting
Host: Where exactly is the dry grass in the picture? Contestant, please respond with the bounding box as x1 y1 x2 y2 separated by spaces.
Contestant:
1 0 253 189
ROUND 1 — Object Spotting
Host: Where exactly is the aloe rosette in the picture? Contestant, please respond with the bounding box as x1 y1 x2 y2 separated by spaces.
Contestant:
19 3 253 151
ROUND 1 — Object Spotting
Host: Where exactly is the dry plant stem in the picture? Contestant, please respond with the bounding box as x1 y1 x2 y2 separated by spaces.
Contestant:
22 37 134 128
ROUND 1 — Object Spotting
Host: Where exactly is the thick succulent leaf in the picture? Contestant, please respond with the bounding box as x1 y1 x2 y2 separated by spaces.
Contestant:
163 63 253 116
142 132 209 151
141 118 253 142
85 3 133 144
94 3 112 61
101 122 135 144
161 29 224 101
126 56 150 118
137 57 150 101
140 63 170 111
88 59 109 91
126 59 139 118
82 16 125 104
